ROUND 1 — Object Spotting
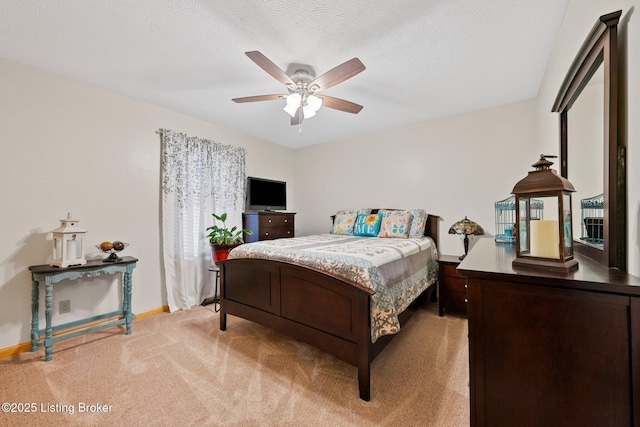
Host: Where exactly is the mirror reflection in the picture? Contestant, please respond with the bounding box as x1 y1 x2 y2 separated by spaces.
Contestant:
567 65 604 248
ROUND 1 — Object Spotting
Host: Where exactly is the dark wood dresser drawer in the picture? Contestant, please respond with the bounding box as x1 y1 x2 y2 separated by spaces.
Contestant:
243 212 295 242
438 254 467 317
258 226 293 240
441 263 465 279
258 214 292 228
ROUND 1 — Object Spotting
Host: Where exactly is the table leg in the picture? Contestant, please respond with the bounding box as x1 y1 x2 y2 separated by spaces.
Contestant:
30 279 39 352
214 271 220 313
219 267 226 330
220 311 227 331
123 267 135 335
44 277 53 361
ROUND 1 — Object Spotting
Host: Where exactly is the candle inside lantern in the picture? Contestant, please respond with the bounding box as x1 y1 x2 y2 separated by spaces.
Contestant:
530 220 559 258
54 238 62 259
67 239 77 259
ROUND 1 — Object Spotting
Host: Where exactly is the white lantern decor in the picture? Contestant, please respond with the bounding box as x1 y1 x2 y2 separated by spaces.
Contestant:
50 213 87 268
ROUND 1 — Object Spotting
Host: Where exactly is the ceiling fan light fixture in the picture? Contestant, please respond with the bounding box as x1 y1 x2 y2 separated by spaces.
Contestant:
285 92 301 107
283 93 301 117
302 105 316 119
306 94 322 112
283 103 298 117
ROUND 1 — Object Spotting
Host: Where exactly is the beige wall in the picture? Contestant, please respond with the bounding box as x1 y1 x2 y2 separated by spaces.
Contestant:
292 98 538 256
0 58 294 349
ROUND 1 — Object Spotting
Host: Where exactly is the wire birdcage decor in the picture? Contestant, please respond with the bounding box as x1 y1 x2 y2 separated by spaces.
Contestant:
580 193 604 244
494 195 544 243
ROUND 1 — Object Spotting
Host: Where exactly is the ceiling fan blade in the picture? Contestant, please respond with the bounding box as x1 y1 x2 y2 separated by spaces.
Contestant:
232 94 284 103
291 107 303 125
317 95 363 114
245 51 296 88
309 58 365 92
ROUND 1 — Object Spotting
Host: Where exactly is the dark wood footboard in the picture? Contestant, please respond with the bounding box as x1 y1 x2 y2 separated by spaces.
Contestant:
219 212 439 401
218 258 435 401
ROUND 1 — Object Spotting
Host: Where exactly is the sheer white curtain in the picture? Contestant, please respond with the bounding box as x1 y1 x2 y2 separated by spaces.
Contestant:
160 129 246 312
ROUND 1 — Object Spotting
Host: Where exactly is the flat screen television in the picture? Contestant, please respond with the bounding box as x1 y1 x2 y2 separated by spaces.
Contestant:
246 177 287 211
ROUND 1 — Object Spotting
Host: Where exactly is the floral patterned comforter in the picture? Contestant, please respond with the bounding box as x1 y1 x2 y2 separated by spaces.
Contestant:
228 234 439 342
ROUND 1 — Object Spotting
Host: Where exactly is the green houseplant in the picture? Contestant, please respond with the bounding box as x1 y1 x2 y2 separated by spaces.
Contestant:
206 213 253 263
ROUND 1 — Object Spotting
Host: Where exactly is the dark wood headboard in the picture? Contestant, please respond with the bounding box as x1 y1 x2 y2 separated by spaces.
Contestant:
425 214 440 248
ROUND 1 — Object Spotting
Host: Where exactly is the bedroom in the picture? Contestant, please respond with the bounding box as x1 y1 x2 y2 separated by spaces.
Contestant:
1 0 639 424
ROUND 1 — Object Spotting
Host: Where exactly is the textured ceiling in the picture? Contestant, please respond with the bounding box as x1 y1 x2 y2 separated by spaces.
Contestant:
0 0 569 148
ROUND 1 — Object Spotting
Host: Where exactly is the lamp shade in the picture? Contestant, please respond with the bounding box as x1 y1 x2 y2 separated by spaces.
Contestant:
283 93 302 117
306 94 322 111
286 92 301 107
448 216 485 236
302 105 316 119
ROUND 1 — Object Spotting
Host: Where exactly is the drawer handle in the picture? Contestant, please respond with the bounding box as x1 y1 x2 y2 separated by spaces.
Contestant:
265 232 269 236
287 231 291 234
464 298 468 303
465 284 467 288
284 219 288 222
268 219 272 223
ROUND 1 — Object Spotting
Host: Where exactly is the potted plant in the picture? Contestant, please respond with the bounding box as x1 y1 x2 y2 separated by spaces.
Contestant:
206 213 253 263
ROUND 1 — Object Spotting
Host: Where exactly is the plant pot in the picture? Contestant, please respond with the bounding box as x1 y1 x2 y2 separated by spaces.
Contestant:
211 243 241 263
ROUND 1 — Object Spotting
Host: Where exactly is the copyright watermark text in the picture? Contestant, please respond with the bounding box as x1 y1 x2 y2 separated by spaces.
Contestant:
2 402 112 414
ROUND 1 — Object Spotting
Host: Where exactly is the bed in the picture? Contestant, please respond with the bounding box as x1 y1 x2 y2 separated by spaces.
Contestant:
217 209 439 401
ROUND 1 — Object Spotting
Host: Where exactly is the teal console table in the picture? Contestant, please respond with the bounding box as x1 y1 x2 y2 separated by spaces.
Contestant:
28 256 138 361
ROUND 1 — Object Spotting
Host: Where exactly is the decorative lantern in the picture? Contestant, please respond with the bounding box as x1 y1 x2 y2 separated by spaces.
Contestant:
512 155 578 273
50 213 87 268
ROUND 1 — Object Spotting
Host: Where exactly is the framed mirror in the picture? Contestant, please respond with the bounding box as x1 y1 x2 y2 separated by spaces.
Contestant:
552 10 625 270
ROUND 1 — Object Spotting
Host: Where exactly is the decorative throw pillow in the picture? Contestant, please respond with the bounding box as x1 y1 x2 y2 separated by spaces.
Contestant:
378 210 412 238
408 209 428 238
330 209 372 235
354 213 383 237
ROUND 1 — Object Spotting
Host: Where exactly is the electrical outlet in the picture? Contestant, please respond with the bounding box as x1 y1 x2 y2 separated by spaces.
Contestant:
59 300 71 314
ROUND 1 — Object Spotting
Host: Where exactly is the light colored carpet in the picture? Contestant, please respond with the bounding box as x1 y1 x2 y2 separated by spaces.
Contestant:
0 303 469 426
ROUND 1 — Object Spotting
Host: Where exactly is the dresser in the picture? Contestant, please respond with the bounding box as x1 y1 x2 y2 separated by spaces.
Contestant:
438 255 467 316
458 239 640 427
243 212 295 242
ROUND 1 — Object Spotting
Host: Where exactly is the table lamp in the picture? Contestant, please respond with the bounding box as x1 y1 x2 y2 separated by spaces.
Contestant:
449 216 484 260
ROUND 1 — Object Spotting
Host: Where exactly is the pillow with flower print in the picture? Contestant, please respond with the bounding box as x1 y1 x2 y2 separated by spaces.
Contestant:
408 209 428 238
330 209 372 235
378 210 412 238
354 213 383 237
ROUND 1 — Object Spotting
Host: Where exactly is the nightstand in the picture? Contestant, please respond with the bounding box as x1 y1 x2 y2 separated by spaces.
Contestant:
438 255 468 317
